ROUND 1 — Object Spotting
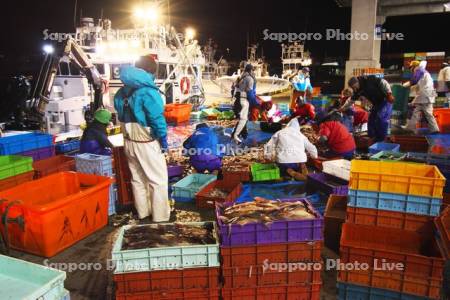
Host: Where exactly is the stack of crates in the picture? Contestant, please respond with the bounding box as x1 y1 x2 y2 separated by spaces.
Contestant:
111 222 221 300
0 132 54 162
0 155 34 191
75 153 117 215
216 199 324 299
338 160 446 299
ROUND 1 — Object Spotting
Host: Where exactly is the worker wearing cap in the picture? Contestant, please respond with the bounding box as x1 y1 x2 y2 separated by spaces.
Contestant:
316 112 356 160
437 58 450 98
232 64 256 143
403 60 440 134
114 55 170 223
289 67 313 111
348 75 394 143
80 109 114 155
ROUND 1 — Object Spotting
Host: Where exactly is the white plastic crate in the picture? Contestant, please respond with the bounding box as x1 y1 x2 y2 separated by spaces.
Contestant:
75 153 113 176
111 222 220 274
109 183 117 216
0 254 66 300
322 159 351 181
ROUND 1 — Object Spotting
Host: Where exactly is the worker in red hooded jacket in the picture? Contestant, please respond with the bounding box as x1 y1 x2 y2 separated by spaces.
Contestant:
291 96 315 125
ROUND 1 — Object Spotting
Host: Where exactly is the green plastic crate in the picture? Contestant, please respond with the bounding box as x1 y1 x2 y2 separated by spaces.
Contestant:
0 254 66 300
218 111 235 120
200 108 221 117
190 111 203 120
251 163 281 182
392 85 410 113
0 155 33 180
111 222 220 274
370 151 406 162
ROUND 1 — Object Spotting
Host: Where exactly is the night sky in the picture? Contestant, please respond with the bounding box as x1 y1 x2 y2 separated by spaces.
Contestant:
0 0 449 73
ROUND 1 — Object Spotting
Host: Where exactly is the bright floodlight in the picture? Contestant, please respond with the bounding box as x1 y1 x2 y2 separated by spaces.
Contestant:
133 7 145 19
147 7 159 21
185 28 196 40
43 44 54 54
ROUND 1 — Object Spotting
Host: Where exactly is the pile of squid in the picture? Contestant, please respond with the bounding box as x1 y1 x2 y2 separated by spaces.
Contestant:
218 197 316 226
122 223 216 250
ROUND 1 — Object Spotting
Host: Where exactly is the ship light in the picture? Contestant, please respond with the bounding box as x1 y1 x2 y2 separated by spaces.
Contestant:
43 44 54 54
96 44 105 54
185 27 196 40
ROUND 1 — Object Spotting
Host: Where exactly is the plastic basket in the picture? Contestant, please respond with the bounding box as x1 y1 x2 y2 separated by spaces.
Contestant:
111 222 220 274
389 135 429 153
164 104 193 124
250 163 280 182
322 159 351 181
369 151 406 161
368 142 400 154
222 164 251 184
116 288 220 300
217 103 233 112
349 160 446 198
0 254 66 300
55 140 80 154
216 198 323 247
435 205 450 260
324 195 347 253
195 180 242 209
0 155 33 180
337 282 430 300
19 146 55 161
75 153 113 176
33 155 75 179
0 132 53 155
0 171 34 191
113 267 220 294
221 283 321 300
109 183 117 215
113 147 134 207
348 189 442 216
433 108 450 133
346 206 433 233
392 85 410 113
307 173 348 195
0 172 113 257
167 164 184 178
171 174 216 202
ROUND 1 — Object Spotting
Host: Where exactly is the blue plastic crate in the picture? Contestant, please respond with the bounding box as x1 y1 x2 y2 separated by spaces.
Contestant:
172 174 216 202
368 142 400 154
0 132 53 155
217 103 233 112
55 140 80 154
348 189 442 216
19 146 55 162
75 154 113 176
337 282 429 300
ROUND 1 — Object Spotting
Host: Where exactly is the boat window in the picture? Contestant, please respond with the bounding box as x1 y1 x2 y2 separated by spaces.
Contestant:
69 62 81 76
59 62 70 76
157 63 168 80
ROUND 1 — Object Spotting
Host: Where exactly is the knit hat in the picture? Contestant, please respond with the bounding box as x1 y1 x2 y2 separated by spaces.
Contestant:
347 77 359 87
94 109 112 124
135 55 158 74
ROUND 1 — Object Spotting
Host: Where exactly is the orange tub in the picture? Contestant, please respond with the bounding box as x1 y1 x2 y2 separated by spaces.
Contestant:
0 172 113 257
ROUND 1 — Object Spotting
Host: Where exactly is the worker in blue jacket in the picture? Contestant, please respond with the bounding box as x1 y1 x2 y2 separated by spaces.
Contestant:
114 55 170 223
183 123 223 173
80 109 114 155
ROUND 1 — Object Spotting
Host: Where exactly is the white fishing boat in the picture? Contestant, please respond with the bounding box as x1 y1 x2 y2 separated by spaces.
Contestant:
281 42 312 79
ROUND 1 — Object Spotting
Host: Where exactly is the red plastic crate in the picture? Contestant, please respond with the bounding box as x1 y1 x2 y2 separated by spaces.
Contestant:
113 146 134 207
338 269 442 299
346 206 433 233
32 155 75 179
116 288 219 300
113 267 220 294
222 265 322 288
164 104 192 124
435 205 450 260
0 171 34 191
433 108 450 133
221 283 321 300
195 180 242 209
324 195 347 253
221 241 323 268
389 135 429 152
340 223 445 279
222 164 251 184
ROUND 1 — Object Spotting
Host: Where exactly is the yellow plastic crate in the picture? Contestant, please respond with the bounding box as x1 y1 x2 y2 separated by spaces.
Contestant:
350 160 446 198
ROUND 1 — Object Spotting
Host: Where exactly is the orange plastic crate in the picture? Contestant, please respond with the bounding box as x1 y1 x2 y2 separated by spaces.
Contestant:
338 269 442 299
340 223 444 279
346 206 433 233
221 241 323 268
0 172 113 257
195 180 242 209
116 288 219 300
0 171 34 191
164 104 192 124
222 164 251 184
222 265 322 288
32 155 75 179
113 146 134 207
389 135 429 153
113 267 220 294
221 283 321 300
433 108 450 133
435 205 450 260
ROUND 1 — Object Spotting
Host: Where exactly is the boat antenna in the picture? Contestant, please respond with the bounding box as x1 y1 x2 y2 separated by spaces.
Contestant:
73 0 78 28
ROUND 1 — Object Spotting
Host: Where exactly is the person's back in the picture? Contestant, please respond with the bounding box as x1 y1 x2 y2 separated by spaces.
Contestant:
80 109 113 156
319 120 355 154
357 76 388 106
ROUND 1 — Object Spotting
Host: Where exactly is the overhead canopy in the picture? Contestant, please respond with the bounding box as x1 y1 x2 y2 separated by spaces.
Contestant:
335 0 450 16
